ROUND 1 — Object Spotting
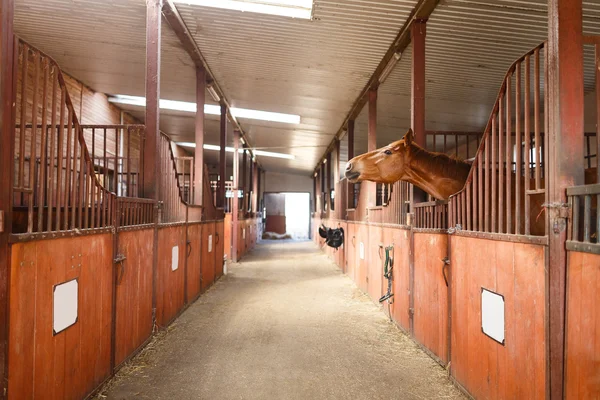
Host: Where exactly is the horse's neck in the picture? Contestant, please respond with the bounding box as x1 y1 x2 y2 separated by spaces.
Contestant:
403 146 471 200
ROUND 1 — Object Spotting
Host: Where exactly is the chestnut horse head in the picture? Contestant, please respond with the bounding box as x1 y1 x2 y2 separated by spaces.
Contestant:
344 128 472 200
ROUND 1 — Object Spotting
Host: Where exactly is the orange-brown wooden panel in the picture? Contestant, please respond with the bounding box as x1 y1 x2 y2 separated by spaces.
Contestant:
215 221 225 278
385 227 411 331
356 224 369 293
186 223 202 302
367 225 383 303
202 222 216 290
413 233 449 364
346 223 356 282
115 229 154 367
450 236 545 400
565 251 600 399
156 226 186 327
224 213 231 262
9 234 113 400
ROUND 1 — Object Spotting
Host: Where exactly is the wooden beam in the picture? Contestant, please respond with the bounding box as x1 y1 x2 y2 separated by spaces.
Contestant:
242 147 247 210
251 160 258 213
547 0 584 398
218 103 227 208
161 0 261 168
232 130 240 263
347 119 355 209
334 139 341 182
194 66 205 205
412 19 427 204
312 0 440 174
0 0 14 397
326 152 332 212
143 0 162 200
368 88 377 207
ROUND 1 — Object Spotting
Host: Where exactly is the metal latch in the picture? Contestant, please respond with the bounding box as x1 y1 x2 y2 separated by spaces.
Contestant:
114 254 126 284
114 254 126 264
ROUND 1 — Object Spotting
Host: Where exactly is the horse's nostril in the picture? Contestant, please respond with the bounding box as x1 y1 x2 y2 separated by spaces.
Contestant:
346 162 353 171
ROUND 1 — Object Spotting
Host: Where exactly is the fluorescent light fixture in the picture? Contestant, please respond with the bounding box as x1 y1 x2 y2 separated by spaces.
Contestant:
173 0 314 20
207 84 220 102
176 142 295 160
109 95 300 124
379 51 402 84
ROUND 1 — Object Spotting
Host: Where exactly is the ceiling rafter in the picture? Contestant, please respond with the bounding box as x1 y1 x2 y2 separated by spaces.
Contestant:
312 0 440 174
161 0 262 167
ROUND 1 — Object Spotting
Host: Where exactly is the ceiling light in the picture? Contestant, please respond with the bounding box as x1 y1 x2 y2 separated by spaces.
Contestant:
109 95 300 124
207 84 220 102
378 51 402 84
173 0 314 19
177 142 295 160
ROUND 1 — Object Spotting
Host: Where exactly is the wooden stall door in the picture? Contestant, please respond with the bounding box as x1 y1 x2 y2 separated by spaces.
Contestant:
215 221 225 279
114 229 154 367
450 236 546 400
201 222 216 290
156 226 186 327
385 227 411 331
346 223 356 282
367 225 383 303
224 213 232 263
356 224 369 293
413 232 449 364
9 235 113 400
186 223 203 302
565 251 600 399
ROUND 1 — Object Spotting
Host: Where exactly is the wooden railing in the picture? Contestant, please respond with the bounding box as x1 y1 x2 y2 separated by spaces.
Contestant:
117 197 155 227
12 40 117 234
450 42 548 237
414 200 448 230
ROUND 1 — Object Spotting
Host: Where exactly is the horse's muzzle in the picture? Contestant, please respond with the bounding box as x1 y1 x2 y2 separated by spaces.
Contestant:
345 163 360 181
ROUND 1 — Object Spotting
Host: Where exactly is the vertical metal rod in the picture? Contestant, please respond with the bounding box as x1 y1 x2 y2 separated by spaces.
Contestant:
515 62 522 235
77 126 84 229
28 53 39 233
491 114 497 232
466 178 471 231
55 87 65 230
473 168 478 231
506 73 512 234
18 44 28 189
127 126 131 197
70 121 78 229
498 93 504 234
525 55 531 235
484 131 489 232
37 58 49 232
63 107 73 230
573 195 580 241
584 194 591 242
534 48 541 189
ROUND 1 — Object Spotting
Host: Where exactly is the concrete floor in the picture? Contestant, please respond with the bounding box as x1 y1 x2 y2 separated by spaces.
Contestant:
101 240 465 400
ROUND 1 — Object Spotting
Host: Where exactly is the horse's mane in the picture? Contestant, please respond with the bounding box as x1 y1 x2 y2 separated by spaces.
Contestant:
410 145 472 181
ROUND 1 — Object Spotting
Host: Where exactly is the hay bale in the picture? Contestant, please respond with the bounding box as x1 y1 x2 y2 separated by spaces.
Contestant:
262 231 292 240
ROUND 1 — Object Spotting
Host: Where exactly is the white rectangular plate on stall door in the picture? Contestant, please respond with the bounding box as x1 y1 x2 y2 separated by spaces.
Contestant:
172 246 179 271
53 279 78 335
481 288 505 345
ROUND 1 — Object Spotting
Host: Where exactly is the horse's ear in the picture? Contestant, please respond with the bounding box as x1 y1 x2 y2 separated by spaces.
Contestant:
404 128 414 146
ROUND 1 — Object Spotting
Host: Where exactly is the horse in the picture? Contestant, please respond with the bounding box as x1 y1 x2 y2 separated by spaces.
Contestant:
345 128 596 236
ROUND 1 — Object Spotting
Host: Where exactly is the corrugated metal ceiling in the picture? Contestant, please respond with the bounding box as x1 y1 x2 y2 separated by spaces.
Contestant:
13 0 600 175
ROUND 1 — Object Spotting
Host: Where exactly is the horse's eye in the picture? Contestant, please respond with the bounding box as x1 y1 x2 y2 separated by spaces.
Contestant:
384 150 392 155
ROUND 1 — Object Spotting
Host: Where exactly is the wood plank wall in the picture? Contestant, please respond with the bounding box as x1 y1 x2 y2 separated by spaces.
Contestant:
565 251 600 399
314 217 549 399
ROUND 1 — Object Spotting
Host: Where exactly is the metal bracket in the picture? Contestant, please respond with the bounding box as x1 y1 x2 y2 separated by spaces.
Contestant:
409 308 415 316
114 254 126 284
114 254 126 263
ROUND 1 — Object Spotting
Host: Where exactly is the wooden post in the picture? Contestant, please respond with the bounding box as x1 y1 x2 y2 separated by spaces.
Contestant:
546 1 584 398
347 120 355 209
257 167 262 212
242 147 247 213
194 66 205 205
232 130 240 262
145 0 162 340
411 19 427 204
368 88 377 207
218 103 227 208
143 0 162 201
251 160 258 213
0 0 14 396
326 152 332 213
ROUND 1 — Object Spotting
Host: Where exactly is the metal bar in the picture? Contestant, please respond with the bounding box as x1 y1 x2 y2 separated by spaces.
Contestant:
218 103 227 208
194 67 205 205
534 48 541 189
77 126 84 229
506 73 512 234
55 87 65 230
37 58 49 232
573 195 580 241
515 62 522 235
28 53 39 233
473 167 478 231
525 55 532 235
498 93 504 234
491 114 497 232
18 43 28 189
584 195 591 242
70 122 78 230
484 131 489 232
478 144 483 231
63 106 73 230
466 179 471 230
127 127 131 197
